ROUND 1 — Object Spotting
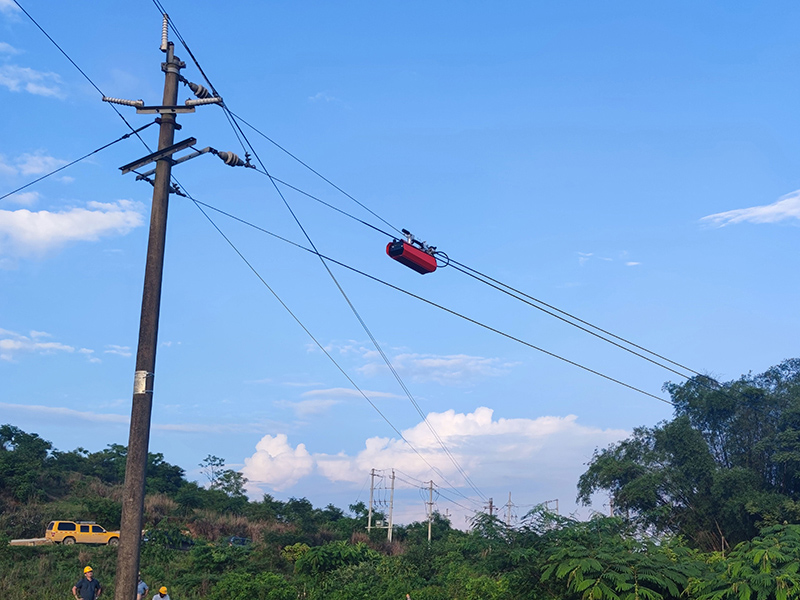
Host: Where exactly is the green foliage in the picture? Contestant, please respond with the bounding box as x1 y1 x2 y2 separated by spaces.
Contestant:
281 542 310 563
295 540 379 577
208 571 294 600
0 424 53 501
81 497 122 529
579 360 800 550
541 519 701 600
691 525 800 600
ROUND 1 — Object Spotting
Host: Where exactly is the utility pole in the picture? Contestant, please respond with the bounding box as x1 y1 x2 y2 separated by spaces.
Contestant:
505 492 512 526
427 480 434 543
105 17 241 600
387 469 395 542
114 25 183 600
486 497 494 517
367 468 375 533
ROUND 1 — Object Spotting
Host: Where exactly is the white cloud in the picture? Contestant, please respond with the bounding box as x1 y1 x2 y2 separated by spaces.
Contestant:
242 433 314 490
0 328 75 361
308 91 339 103
625 262 641 267
0 199 145 256
0 42 20 54
0 155 17 177
0 402 129 424
16 152 68 176
358 353 514 385
242 407 628 512
0 401 277 434
275 398 342 417
154 423 264 434
79 348 102 364
301 387 400 399
0 328 104 363
701 190 800 227
0 64 62 97
104 344 132 357
3 191 39 206
0 0 20 15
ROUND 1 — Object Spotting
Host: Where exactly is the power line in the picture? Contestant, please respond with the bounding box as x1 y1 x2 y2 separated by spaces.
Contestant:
446 256 703 378
148 0 708 403
185 192 491 497
229 111 404 237
148 8 488 504
184 196 673 405
435 489 480 514
13 0 153 153
252 169 703 384
0 122 156 202
223 146 704 387
446 262 696 381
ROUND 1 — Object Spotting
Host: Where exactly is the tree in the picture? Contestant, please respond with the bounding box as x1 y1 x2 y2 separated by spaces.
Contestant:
212 469 248 498
690 525 800 600
541 517 700 600
200 454 226 487
0 424 53 501
200 454 248 498
578 360 800 550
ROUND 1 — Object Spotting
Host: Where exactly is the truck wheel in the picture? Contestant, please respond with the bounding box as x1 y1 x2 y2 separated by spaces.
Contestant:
107 537 119 546
63 537 75 545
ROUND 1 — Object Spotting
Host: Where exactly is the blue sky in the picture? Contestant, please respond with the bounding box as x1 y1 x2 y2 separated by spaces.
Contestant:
1 0 799 526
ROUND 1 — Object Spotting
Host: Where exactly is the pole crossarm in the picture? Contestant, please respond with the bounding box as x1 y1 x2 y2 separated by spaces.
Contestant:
136 105 197 114
119 137 197 174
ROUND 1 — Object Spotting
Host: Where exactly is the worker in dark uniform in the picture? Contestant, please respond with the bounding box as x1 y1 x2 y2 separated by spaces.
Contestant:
73 565 102 600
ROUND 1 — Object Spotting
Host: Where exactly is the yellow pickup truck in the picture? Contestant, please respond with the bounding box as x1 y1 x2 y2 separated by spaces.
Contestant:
45 521 120 546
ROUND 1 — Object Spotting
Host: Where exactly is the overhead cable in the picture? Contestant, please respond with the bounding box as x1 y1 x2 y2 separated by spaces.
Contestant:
186 197 674 406
13 0 153 152
148 6 488 503
186 192 490 498
0 123 155 202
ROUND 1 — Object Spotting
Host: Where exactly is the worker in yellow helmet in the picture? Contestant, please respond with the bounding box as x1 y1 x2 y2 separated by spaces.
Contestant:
153 586 170 599
72 566 102 600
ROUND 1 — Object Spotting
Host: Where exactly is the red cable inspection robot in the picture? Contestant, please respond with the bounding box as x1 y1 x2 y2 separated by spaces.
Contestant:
386 229 438 274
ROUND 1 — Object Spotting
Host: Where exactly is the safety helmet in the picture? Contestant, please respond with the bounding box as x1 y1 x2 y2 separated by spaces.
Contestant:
160 587 168 594
84 566 93 573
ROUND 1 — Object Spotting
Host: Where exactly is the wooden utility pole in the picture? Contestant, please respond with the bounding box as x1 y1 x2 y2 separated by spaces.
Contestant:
114 28 183 600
